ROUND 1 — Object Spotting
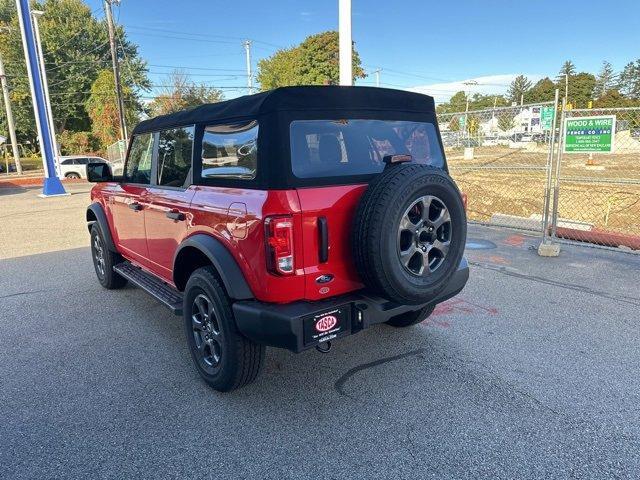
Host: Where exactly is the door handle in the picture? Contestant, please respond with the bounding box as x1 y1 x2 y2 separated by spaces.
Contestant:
129 202 143 211
166 210 185 221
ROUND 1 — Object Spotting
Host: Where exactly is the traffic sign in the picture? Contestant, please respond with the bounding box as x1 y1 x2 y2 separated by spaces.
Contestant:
541 106 555 130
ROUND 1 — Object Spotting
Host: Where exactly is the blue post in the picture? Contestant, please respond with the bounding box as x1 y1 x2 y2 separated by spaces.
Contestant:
15 0 66 196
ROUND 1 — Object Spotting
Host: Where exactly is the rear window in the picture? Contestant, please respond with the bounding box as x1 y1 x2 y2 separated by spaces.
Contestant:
290 119 444 179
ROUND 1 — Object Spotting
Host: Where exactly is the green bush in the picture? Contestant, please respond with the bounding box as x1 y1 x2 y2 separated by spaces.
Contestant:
58 130 102 156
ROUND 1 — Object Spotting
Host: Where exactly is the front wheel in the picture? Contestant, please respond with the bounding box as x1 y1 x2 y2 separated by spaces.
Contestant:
90 224 127 289
386 304 435 328
183 266 265 392
65 172 81 179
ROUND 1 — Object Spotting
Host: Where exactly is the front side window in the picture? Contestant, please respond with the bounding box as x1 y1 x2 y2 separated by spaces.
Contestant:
157 126 194 187
290 119 444 179
124 133 153 184
200 121 258 179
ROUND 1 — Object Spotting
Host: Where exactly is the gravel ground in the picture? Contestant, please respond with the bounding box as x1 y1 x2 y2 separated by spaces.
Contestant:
1 186 639 479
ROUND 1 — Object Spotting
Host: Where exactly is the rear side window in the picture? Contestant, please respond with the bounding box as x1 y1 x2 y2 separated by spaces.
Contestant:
290 119 444 179
124 133 153 184
157 126 194 187
61 159 73 165
200 121 258 179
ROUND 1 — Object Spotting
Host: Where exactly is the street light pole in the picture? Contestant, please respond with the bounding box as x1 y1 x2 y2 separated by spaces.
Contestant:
373 68 381 87
0 52 22 175
243 39 253 94
14 0 66 196
338 0 352 86
104 0 127 142
31 10 59 177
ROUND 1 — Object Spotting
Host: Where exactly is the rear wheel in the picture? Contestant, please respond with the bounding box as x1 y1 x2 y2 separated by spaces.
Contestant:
183 266 264 392
65 172 81 179
386 304 435 328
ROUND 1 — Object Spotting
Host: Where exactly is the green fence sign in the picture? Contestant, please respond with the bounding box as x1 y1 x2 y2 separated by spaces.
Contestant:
541 106 555 130
564 115 616 153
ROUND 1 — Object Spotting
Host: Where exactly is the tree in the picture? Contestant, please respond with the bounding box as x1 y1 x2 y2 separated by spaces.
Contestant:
568 72 596 108
448 115 461 132
507 75 532 103
593 89 635 108
557 60 576 83
148 70 223 117
0 0 148 147
257 31 365 89
524 77 556 103
497 111 516 132
86 69 136 147
594 61 616 99
618 59 640 99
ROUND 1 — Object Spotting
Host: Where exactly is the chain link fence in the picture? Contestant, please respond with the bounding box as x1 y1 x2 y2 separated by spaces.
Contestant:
548 107 640 252
439 101 556 233
106 139 127 176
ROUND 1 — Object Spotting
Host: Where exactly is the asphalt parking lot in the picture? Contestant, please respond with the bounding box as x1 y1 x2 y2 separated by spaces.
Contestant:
1 184 640 479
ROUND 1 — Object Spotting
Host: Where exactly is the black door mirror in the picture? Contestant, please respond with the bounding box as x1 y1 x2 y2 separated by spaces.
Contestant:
87 162 113 182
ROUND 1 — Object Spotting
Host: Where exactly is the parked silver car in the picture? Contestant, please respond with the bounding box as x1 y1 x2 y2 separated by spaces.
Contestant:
57 156 109 179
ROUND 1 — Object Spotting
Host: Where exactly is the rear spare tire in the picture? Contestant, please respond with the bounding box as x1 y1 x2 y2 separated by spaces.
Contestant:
353 164 466 305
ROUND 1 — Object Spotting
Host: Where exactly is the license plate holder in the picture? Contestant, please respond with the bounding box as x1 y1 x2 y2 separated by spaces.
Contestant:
303 304 351 346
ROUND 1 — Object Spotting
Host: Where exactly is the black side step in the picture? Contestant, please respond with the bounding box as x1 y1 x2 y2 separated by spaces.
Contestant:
114 262 183 315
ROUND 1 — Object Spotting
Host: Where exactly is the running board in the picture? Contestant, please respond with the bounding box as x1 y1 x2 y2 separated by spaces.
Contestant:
113 262 183 315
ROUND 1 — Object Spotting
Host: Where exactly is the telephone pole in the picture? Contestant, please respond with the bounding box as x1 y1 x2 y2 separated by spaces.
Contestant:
243 40 253 94
104 0 127 141
0 52 22 174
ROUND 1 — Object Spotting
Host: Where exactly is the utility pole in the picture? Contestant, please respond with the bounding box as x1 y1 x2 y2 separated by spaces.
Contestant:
564 73 569 102
0 52 22 175
373 68 381 87
104 0 127 142
462 80 478 148
338 0 352 86
243 40 253 94
15 0 66 196
32 10 59 177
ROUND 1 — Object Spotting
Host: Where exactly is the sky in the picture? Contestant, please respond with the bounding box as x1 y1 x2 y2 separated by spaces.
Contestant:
85 0 640 103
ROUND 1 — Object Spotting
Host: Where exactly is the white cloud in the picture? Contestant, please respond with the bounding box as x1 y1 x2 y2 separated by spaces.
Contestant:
408 73 543 104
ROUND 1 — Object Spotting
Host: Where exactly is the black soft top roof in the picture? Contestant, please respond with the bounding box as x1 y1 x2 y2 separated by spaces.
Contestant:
133 86 436 134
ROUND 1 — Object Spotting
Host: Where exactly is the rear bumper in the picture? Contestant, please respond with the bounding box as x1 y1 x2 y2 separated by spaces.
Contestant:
232 258 469 353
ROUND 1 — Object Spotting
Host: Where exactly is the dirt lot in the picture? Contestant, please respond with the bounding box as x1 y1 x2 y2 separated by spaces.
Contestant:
1 183 640 478
447 146 640 238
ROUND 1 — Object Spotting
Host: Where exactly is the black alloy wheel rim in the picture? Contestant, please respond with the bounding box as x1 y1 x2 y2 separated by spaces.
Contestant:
92 233 106 279
191 293 223 372
397 195 452 276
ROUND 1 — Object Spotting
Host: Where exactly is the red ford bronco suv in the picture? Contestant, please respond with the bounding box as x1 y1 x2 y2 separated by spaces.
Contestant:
86 86 469 392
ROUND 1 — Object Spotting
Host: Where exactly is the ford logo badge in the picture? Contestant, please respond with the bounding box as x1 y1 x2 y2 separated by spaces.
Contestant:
315 274 334 284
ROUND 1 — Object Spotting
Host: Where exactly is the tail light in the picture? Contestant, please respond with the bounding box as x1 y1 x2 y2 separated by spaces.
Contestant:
265 215 294 275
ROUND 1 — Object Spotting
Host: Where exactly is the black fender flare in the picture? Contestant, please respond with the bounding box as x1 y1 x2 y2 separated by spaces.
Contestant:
86 202 117 252
173 234 254 300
